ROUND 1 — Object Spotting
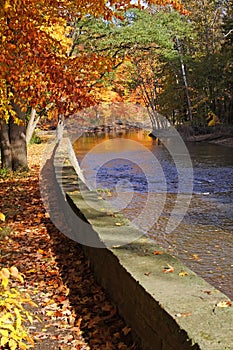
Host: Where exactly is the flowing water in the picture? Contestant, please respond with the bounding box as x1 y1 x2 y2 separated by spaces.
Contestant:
73 129 233 299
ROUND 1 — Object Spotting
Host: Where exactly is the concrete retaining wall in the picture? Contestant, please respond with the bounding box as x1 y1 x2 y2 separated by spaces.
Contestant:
66 189 233 350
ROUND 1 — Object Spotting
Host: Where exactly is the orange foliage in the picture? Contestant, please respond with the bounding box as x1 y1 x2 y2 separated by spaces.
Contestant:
0 0 187 121
0 0 127 119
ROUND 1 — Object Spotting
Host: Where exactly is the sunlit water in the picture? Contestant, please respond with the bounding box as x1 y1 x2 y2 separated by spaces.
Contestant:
73 129 233 299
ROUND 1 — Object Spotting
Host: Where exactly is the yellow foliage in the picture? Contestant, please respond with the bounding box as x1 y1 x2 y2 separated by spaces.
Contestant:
39 19 72 55
207 111 220 126
0 267 37 349
0 81 16 121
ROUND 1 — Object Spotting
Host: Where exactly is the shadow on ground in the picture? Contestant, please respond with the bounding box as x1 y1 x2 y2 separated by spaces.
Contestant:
39 142 141 350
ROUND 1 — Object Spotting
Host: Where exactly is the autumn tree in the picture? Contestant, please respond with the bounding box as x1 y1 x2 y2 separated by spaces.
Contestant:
0 0 194 172
0 0 139 171
219 0 233 123
173 0 232 125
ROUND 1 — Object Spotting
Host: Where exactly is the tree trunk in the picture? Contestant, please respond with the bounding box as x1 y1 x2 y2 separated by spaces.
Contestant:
176 38 193 122
0 119 12 170
9 118 28 171
56 114 64 142
26 108 40 144
0 102 28 171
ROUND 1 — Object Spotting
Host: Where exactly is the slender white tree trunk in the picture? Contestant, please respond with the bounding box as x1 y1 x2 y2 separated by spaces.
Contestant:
56 114 64 142
26 108 40 144
176 38 193 122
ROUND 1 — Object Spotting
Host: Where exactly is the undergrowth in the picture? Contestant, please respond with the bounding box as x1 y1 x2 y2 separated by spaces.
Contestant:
0 266 37 349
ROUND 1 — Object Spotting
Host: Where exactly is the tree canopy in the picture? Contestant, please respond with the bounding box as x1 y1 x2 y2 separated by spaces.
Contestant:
0 0 119 120
0 0 232 171
0 0 186 121
77 0 232 126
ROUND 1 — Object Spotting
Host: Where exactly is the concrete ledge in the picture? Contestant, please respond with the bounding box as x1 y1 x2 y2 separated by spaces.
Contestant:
51 139 233 350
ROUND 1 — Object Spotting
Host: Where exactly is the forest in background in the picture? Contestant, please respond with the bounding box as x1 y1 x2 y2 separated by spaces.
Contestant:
76 0 232 128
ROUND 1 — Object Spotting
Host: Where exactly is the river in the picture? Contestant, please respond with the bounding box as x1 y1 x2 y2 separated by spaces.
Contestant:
73 129 233 299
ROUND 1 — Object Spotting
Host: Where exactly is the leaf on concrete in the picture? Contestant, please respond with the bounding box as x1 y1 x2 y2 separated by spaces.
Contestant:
216 301 232 308
175 312 192 317
152 251 164 255
179 270 189 277
163 264 174 273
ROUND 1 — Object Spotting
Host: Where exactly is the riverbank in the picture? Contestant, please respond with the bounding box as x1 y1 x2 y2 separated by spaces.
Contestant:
208 136 233 147
177 124 233 147
186 133 233 147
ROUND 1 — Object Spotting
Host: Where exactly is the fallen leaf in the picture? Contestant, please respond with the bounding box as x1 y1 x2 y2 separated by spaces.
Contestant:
175 312 192 317
216 301 232 308
144 272 151 276
26 269 38 274
63 334 73 343
46 310 55 316
163 264 174 273
203 290 212 295
10 266 24 283
69 327 81 332
191 254 201 261
10 266 19 277
115 222 122 226
0 212 5 221
37 248 46 255
122 326 131 336
152 251 164 255
0 267 10 279
179 270 189 277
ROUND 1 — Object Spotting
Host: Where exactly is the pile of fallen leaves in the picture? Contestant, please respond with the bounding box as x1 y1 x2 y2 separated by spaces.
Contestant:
0 141 140 350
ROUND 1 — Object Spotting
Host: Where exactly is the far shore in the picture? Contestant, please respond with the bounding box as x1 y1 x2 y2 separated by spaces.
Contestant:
176 124 233 148
185 133 233 148
37 123 233 148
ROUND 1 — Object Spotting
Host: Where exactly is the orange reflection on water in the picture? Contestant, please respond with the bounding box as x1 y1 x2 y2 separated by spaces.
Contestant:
73 129 156 157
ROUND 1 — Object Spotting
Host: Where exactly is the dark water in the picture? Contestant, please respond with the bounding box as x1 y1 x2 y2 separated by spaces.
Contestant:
73 130 233 299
